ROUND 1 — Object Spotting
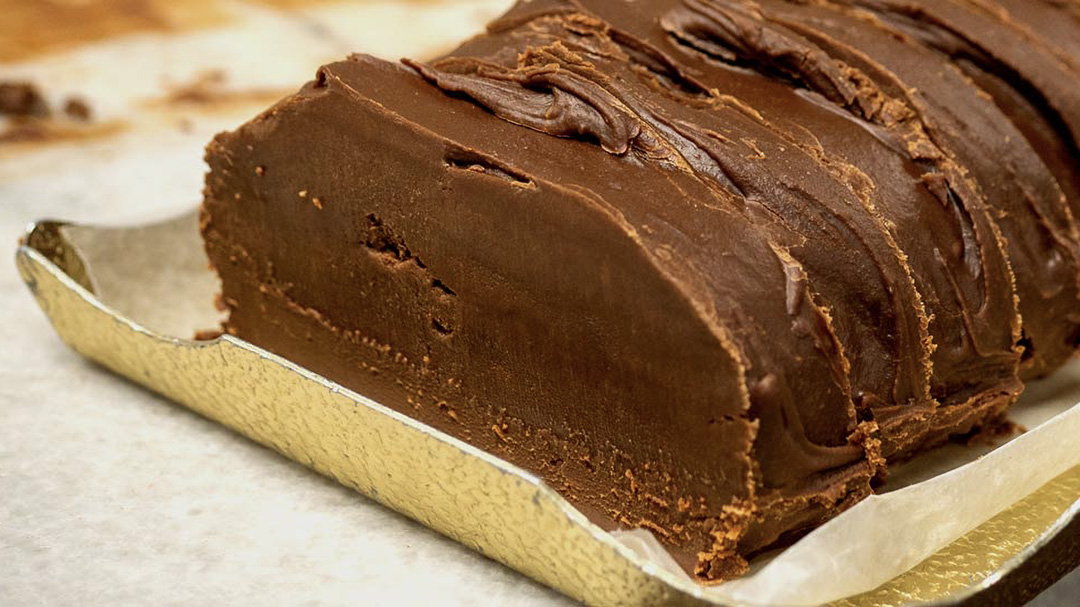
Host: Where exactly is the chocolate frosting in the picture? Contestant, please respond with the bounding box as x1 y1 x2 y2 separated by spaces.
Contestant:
200 0 1080 582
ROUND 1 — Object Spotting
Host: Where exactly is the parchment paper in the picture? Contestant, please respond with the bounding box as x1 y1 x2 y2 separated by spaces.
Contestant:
613 371 1080 605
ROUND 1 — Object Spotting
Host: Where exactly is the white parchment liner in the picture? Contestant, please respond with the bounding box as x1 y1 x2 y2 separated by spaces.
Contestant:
613 365 1080 605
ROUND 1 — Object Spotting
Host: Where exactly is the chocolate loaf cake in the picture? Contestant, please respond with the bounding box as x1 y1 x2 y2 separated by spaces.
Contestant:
199 0 1080 581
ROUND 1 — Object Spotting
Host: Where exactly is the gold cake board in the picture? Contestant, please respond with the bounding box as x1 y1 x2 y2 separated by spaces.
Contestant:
16 213 1080 607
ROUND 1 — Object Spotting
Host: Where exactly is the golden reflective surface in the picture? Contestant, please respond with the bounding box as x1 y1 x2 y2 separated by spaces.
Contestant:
16 216 1080 606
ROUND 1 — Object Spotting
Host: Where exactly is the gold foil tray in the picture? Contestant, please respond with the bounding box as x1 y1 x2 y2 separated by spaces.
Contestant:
15 211 1080 607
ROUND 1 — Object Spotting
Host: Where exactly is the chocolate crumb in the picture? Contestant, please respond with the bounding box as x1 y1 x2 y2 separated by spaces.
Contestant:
63 96 92 121
194 328 224 341
0 82 49 118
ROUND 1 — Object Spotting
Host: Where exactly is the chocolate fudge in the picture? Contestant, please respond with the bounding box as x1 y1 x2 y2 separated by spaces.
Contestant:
200 0 1080 581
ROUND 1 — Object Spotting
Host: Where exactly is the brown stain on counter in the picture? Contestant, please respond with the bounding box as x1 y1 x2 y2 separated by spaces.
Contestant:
0 90 285 160
249 0 449 7
0 0 454 63
149 70 291 111
0 69 289 157
0 118 126 146
0 0 231 62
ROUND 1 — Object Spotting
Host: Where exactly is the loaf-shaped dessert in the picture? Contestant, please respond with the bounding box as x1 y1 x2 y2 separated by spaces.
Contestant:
200 0 1080 581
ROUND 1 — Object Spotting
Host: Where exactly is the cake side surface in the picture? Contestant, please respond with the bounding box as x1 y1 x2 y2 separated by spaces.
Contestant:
201 55 875 579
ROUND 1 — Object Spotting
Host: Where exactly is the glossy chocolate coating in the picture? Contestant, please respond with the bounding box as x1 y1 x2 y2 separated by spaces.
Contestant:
201 0 1080 581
